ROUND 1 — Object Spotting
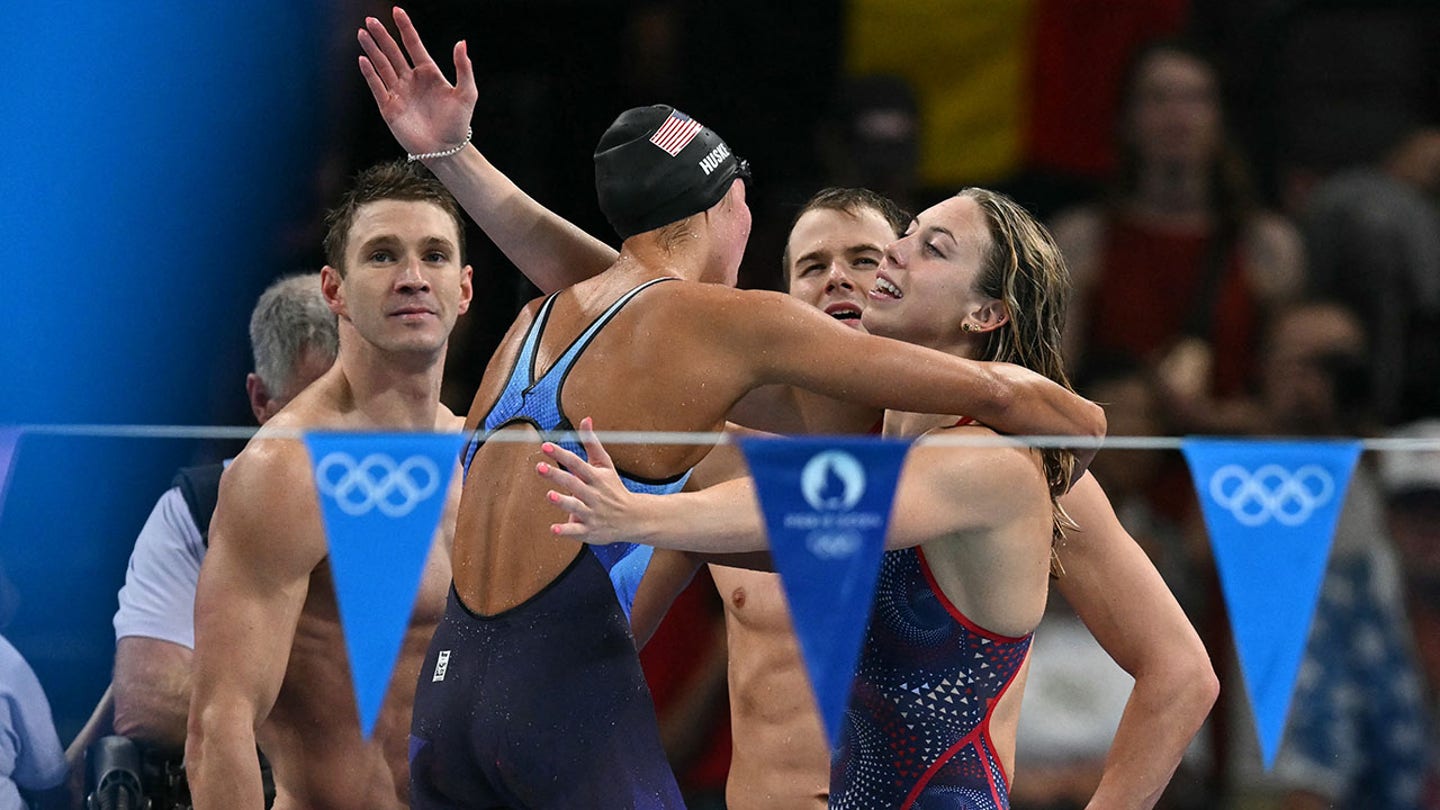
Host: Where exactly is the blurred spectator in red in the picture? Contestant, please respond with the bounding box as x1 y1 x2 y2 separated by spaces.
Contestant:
1051 37 1303 436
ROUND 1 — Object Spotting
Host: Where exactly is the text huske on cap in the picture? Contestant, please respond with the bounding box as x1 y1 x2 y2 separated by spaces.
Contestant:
700 143 731 176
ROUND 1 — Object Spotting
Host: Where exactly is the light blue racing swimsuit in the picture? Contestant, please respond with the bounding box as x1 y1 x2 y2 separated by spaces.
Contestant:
411 277 693 810
461 276 692 618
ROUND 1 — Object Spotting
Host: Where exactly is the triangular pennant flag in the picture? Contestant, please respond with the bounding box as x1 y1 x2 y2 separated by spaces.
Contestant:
739 435 910 749
1182 438 1361 768
303 431 464 738
0 428 21 522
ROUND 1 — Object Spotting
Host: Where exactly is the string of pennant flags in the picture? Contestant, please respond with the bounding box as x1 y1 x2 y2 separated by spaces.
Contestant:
3 425 1439 766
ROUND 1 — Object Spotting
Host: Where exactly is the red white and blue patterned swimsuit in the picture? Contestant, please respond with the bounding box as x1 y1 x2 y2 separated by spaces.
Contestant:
830 525 1032 809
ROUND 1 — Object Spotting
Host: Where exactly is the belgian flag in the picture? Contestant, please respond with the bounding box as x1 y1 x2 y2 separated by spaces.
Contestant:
846 0 1188 185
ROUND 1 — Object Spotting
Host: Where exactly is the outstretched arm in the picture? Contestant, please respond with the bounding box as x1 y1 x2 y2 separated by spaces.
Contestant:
537 420 1032 557
1055 474 1219 810
537 419 765 552
358 7 615 293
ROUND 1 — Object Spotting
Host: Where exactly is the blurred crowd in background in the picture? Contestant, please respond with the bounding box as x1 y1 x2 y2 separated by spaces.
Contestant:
2 1 1438 807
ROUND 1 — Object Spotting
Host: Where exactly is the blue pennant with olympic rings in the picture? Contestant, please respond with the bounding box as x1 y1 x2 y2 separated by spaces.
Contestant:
1182 438 1361 769
304 431 465 738
740 435 911 750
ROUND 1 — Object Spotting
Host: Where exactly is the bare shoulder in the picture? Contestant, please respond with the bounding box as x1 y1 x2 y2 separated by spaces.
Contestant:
490 295 547 350
490 294 547 348
224 429 313 497
922 424 1041 481
518 294 546 320
693 284 838 332
212 427 326 570
912 424 1046 518
220 435 317 519
885 424 1048 551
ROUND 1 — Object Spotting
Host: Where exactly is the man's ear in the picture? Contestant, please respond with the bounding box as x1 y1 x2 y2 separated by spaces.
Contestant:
245 373 270 424
457 265 474 316
320 265 346 317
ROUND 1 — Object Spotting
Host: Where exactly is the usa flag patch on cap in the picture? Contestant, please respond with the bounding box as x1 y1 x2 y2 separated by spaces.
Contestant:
649 110 703 156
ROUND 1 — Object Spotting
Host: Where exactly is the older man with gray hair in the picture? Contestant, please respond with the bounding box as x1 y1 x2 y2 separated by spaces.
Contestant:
110 273 337 752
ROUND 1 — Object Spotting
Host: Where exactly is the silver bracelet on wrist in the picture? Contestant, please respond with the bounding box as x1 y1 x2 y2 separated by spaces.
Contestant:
407 127 472 162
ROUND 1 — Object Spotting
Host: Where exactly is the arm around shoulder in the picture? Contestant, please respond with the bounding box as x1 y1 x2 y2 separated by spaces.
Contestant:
729 289 1105 444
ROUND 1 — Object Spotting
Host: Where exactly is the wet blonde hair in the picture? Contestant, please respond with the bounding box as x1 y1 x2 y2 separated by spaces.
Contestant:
958 188 1078 564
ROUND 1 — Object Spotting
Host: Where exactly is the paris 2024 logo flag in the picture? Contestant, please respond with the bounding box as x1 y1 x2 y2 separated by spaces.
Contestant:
1182 438 1361 769
739 436 911 749
304 431 465 738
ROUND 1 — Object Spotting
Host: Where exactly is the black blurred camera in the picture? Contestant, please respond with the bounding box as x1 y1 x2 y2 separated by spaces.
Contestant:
85 736 146 810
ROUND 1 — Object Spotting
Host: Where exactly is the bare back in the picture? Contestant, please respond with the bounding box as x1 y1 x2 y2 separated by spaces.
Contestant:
454 272 755 615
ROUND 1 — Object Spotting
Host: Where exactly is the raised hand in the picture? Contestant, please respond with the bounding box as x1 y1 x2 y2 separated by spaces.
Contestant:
536 418 650 545
358 7 477 158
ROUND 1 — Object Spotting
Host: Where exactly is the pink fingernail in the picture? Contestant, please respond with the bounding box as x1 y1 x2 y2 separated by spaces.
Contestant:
541 442 554 453
548 491 560 503
537 462 549 474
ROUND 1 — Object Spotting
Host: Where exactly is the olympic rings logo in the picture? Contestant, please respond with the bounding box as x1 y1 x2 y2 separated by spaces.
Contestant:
314 452 441 518
805 530 862 560
1207 464 1335 527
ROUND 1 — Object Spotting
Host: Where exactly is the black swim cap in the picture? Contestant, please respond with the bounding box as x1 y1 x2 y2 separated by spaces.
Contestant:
594 105 750 240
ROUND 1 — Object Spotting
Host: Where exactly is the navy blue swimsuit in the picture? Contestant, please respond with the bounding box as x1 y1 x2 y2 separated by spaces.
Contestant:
410 278 690 809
